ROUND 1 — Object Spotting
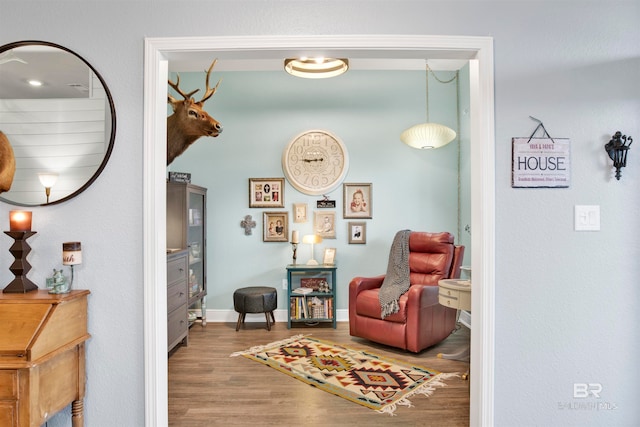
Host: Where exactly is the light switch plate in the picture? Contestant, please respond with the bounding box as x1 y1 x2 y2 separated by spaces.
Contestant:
575 205 600 231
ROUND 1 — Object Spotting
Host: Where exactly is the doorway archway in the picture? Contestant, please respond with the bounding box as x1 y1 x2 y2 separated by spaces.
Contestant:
143 35 495 426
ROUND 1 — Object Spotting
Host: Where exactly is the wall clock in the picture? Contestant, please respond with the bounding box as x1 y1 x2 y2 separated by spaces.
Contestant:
282 130 349 196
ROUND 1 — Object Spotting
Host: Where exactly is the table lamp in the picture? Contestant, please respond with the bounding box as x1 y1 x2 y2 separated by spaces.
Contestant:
302 234 322 265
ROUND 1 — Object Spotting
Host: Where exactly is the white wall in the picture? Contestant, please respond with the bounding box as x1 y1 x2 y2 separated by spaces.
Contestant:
1 1 638 426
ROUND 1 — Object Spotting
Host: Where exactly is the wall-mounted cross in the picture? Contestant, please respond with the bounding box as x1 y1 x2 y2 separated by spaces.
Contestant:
240 215 256 235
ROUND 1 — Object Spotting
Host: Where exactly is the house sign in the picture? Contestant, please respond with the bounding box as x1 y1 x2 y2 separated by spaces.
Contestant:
512 137 571 188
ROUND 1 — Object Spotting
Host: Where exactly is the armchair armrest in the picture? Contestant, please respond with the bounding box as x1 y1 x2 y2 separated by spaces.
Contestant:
406 283 440 309
349 275 385 297
349 275 384 318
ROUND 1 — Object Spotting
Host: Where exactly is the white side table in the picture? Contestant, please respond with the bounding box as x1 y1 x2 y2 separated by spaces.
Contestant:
437 279 471 372
438 279 471 312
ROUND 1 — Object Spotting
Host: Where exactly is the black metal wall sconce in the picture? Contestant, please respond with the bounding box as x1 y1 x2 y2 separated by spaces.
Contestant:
604 131 632 180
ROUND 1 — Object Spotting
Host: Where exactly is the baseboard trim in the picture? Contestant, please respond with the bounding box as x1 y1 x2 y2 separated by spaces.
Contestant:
195 308 349 323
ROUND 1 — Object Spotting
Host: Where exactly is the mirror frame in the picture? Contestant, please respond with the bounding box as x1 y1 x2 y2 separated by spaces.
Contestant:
0 40 116 206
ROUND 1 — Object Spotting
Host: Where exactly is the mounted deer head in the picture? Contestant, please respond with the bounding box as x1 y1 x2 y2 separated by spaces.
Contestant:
167 59 223 165
0 131 16 193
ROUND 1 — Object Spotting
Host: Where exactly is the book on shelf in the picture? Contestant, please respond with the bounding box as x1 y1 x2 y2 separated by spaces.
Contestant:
292 287 313 295
290 295 309 319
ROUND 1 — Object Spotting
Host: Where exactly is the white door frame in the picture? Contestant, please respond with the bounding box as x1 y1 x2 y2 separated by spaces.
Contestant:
143 35 495 426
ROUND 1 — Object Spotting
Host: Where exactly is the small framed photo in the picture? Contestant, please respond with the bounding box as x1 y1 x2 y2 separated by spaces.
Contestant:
348 222 366 244
263 211 289 242
314 211 336 239
323 248 336 265
249 178 284 208
293 203 308 223
343 183 372 219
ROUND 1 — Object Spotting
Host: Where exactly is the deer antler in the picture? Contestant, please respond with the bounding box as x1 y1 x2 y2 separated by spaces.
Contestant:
198 59 221 104
168 73 200 101
167 59 221 104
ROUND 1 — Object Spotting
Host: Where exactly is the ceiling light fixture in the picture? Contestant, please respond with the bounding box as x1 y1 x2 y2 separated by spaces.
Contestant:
400 63 457 149
28 80 43 87
284 57 349 79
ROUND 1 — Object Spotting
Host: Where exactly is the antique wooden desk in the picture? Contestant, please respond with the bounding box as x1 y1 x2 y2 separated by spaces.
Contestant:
0 289 90 427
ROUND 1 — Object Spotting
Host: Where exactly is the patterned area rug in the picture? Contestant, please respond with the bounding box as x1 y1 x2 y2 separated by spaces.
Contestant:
230 335 457 415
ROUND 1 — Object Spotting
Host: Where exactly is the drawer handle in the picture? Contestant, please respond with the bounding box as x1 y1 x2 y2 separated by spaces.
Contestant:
179 292 184 297
447 290 452 296
179 268 184 272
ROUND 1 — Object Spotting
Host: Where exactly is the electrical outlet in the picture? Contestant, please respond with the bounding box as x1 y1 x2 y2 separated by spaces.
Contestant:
282 279 287 290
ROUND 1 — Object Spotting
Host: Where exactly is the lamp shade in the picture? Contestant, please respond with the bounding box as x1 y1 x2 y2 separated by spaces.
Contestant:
284 58 349 79
302 234 323 244
400 123 456 149
38 172 58 188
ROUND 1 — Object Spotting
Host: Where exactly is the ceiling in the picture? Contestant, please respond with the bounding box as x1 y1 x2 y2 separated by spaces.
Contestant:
0 45 94 99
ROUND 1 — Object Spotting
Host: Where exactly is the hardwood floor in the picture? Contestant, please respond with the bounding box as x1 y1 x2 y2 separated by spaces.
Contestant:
168 321 470 426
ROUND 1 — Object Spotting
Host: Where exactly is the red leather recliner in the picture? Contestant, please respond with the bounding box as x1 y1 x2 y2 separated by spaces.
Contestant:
349 231 464 353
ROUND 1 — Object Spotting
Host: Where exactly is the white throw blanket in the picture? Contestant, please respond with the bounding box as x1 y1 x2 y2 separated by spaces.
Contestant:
378 230 411 318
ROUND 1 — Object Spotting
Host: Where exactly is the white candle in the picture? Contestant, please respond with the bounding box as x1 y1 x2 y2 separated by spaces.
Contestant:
292 230 299 244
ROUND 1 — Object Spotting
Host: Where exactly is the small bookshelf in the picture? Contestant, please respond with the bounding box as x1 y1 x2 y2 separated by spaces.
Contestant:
286 264 337 328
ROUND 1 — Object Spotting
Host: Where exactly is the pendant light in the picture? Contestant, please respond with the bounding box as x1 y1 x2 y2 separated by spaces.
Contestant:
400 63 457 149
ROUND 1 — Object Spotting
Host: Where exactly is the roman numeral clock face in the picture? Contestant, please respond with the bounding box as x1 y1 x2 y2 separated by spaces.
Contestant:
282 130 349 196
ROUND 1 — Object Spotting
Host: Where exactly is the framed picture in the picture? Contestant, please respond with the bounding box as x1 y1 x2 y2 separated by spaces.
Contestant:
323 248 336 265
343 183 372 219
314 211 336 239
262 211 289 242
348 222 366 244
249 178 284 208
293 203 308 223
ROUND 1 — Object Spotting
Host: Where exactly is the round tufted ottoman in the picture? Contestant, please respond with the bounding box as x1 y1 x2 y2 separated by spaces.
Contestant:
233 286 277 331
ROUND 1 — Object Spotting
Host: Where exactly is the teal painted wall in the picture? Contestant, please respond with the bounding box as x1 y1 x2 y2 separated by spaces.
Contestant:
168 68 470 311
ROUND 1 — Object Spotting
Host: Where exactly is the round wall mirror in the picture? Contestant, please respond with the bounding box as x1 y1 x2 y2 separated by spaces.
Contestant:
0 40 116 206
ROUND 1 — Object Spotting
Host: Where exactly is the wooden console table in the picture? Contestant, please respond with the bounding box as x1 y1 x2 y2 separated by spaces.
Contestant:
0 289 90 427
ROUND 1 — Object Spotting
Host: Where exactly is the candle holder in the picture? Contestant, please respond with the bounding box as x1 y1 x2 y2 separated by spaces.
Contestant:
3 231 38 293
290 242 298 265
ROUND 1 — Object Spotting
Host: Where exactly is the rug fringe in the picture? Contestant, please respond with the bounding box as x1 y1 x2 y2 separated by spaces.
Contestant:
229 334 309 357
376 372 460 416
